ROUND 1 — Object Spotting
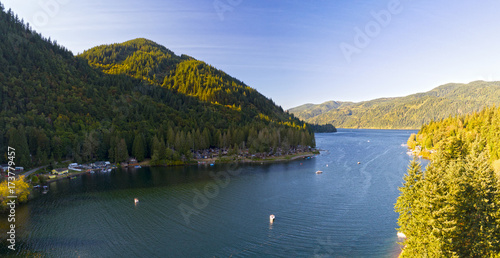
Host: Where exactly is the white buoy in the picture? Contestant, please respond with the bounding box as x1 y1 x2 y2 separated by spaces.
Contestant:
326 164 328 167
269 214 275 223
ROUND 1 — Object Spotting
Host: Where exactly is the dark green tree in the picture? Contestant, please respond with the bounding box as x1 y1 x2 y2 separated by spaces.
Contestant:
115 138 128 163
7 125 31 168
132 134 145 162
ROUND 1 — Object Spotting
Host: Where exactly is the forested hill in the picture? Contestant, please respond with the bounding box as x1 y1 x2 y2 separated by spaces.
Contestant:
407 106 500 163
79 38 291 124
289 81 500 129
0 4 318 169
396 106 500 256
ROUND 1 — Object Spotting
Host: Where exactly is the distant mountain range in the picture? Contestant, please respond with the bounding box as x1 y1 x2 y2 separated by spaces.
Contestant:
289 81 500 129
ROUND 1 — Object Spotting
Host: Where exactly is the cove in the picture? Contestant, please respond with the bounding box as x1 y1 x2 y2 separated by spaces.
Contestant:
0 129 420 257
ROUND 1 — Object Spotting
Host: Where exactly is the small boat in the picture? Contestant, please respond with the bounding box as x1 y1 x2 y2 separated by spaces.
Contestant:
90 170 95 174
316 170 323 174
134 165 141 168
70 176 77 179
269 214 275 223
357 162 361 164
107 168 112 172
397 232 406 238
134 198 139 204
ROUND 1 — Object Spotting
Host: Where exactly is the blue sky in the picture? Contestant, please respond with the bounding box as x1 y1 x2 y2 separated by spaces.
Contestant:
3 0 500 109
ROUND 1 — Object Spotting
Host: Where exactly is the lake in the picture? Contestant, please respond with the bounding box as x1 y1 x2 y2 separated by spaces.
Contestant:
1 129 421 257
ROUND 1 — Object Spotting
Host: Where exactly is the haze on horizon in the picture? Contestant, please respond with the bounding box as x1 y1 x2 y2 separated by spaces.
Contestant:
3 0 500 109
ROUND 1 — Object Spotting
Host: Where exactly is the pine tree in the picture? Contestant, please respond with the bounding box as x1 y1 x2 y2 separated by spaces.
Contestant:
455 141 500 256
115 138 128 163
8 125 31 168
132 134 145 162
395 159 430 256
397 138 500 257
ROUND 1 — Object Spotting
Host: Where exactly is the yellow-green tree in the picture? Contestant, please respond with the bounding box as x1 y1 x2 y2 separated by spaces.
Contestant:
0 176 31 210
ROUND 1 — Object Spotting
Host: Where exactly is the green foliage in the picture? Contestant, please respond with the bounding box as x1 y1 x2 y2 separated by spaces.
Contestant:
397 138 500 256
7 125 30 167
79 38 300 127
399 104 500 256
31 174 39 184
290 82 500 129
410 106 500 162
0 7 319 168
132 134 145 162
307 123 337 133
115 138 128 163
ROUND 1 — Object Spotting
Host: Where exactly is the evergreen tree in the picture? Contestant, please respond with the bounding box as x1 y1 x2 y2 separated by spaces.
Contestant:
7 125 31 168
132 134 145 161
115 138 128 163
396 139 500 257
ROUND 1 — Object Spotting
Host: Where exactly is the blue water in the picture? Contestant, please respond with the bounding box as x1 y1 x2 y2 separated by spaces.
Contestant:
0 129 420 257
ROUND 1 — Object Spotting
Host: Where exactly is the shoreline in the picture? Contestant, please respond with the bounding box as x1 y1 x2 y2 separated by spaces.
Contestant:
334 127 420 131
141 152 318 167
44 170 93 184
40 152 319 184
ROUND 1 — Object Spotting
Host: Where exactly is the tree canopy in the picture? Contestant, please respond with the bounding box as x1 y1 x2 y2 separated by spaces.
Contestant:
0 6 328 168
396 106 500 256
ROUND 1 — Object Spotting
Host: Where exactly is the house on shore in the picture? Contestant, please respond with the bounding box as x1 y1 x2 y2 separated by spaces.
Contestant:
52 168 68 175
0 164 9 173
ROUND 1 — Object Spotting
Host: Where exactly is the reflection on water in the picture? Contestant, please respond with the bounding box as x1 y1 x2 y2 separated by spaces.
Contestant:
0 129 421 257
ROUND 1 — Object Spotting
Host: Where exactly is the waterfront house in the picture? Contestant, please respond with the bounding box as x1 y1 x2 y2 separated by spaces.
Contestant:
0 164 9 172
52 168 68 175
68 163 83 171
94 161 107 168
128 158 139 166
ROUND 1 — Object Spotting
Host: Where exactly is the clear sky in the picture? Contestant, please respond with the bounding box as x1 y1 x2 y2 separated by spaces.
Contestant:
3 0 500 109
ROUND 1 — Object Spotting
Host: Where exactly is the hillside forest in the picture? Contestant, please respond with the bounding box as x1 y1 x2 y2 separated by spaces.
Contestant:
0 5 328 170
290 81 500 129
396 106 500 257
